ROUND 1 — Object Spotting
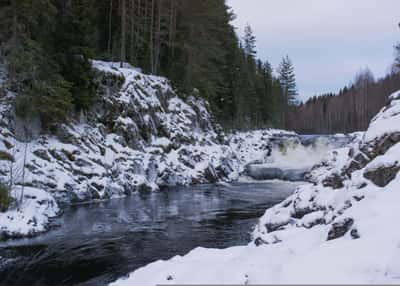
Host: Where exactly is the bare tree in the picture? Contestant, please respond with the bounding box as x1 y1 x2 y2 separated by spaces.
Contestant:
18 125 32 207
7 142 22 204
286 71 400 134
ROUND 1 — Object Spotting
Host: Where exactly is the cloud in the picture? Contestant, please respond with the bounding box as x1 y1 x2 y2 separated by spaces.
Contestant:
227 0 400 99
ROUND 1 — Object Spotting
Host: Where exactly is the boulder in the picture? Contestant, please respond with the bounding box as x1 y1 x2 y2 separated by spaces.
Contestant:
364 165 400 187
322 173 344 189
327 218 354 241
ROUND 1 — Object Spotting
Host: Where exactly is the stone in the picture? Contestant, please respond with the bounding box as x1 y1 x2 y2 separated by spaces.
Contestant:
364 165 400 187
33 150 51 162
322 173 344 189
350 228 360 239
327 218 354 241
254 237 269 246
204 164 218 183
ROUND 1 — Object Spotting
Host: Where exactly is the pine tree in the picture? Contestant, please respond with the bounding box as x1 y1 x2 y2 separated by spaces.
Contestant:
278 55 298 106
243 24 256 59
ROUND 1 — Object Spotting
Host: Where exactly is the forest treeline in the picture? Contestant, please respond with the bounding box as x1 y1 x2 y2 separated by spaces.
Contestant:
1 0 399 135
286 69 400 134
0 0 299 132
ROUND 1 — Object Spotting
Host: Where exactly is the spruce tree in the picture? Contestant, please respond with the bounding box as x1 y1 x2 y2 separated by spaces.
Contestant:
243 24 256 60
278 55 298 106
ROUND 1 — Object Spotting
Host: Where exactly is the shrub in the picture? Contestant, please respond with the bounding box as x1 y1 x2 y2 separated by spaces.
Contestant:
0 183 12 212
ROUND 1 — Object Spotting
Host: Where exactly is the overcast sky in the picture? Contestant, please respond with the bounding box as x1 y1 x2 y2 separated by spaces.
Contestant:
227 0 400 101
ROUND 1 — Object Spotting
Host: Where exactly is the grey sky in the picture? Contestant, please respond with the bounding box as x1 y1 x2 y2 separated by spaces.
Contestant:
227 0 400 101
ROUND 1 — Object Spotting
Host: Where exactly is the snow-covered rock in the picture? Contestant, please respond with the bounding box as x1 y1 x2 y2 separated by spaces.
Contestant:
109 90 400 285
0 187 59 239
0 61 246 237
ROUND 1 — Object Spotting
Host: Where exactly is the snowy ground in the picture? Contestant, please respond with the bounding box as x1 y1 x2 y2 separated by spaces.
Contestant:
110 91 400 285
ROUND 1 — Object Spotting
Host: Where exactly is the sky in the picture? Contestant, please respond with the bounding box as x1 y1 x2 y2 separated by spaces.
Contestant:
227 0 400 101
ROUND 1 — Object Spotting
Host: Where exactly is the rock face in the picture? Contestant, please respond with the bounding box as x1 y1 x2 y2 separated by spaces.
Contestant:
0 61 247 237
0 61 244 207
364 165 400 187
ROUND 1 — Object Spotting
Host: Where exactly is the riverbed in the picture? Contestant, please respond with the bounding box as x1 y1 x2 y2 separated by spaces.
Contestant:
0 181 300 286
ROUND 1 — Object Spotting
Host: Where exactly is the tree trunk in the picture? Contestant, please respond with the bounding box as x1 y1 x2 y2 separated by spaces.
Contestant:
154 0 162 74
137 0 141 47
11 0 17 49
19 141 28 207
150 0 155 73
121 0 127 67
168 0 175 65
107 0 113 57
130 0 135 63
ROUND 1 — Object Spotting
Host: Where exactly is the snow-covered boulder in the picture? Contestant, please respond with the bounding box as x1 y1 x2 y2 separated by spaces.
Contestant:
0 187 59 239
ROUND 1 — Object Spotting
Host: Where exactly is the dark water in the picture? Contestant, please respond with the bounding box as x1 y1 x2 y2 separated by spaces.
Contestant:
0 181 297 286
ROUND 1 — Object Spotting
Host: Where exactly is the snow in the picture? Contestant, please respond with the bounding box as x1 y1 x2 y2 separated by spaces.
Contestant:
0 187 59 238
110 91 400 285
364 143 400 171
364 96 400 141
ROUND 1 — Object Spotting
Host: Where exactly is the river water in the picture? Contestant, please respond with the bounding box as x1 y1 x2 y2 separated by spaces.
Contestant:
0 181 298 286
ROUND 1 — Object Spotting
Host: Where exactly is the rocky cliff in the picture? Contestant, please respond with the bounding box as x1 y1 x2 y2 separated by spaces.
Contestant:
0 61 243 237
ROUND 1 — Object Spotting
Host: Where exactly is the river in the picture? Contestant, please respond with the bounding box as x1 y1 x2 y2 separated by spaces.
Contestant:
0 181 299 286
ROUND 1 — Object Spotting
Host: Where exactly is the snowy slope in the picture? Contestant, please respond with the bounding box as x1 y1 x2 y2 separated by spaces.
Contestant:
110 91 400 285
